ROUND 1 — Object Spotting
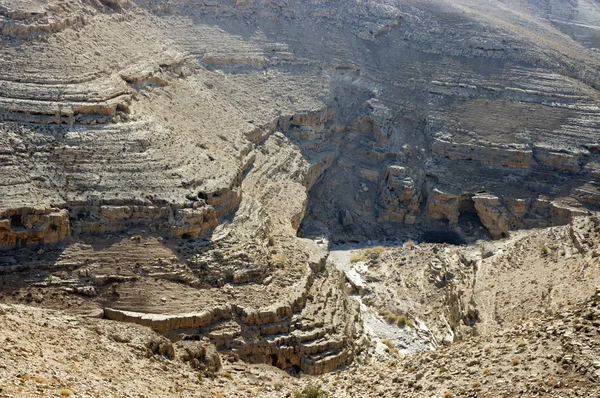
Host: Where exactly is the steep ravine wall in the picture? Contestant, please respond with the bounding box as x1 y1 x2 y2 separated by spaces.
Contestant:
3 0 600 250
2 0 600 379
97 108 367 375
103 262 366 375
296 81 600 242
297 123 597 243
0 108 332 251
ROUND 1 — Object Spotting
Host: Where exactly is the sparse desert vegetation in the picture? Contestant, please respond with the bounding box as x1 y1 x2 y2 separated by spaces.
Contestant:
293 384 330 398
350 246 386 263
383 312 408 326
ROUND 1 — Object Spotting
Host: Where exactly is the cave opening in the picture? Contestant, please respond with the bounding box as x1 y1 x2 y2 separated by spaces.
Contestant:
415 196 490 244
269 353 278 367
420 229 465 245
458 195 476 215
10 214 24 229
197 192 209 200
457 195 489 240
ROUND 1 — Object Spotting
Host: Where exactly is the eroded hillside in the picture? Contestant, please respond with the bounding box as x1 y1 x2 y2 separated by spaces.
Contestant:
1 0 600 396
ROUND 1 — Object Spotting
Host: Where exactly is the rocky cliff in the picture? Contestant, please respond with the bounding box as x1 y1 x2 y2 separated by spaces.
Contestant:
1 0 600 377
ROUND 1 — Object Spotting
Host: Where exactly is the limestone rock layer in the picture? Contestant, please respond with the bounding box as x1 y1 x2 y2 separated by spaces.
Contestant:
1 0 600 375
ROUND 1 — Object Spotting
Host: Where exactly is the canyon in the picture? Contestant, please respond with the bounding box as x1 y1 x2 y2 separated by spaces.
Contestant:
1 0 600 396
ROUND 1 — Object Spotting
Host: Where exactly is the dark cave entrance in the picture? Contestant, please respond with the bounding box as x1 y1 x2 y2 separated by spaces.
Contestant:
269 353 279 367
420 196 489 244
458 195 476 216
10 214 24 229
420 229 465 245
457 195 489 240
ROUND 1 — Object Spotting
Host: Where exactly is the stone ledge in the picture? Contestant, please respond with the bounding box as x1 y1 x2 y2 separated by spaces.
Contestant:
103 305 232 332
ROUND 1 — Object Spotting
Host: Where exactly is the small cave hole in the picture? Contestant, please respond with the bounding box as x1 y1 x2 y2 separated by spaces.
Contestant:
181 233 192 239
457 196 489 239
269 354 279 367
458 197 476 215
10 214 24 228
50 224 58 232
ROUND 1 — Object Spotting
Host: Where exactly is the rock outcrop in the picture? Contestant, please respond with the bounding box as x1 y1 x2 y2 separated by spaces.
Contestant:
0 208 70 249
104 263 365 375
2 0 600 380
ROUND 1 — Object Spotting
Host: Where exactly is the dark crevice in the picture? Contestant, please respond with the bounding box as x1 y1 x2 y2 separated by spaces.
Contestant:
10 214 24 229
420 230 465 245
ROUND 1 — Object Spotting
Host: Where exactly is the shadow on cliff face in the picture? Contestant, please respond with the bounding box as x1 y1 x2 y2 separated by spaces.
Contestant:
0 229 220 313
420 229 465 245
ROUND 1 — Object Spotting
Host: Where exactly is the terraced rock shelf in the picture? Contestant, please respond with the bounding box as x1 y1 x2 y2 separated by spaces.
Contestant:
1 0 600 396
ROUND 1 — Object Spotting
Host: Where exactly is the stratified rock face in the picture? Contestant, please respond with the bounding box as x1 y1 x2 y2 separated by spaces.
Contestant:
0 208 70 249
570 215 600 256
1 0 599 246
280 0 600 242
103 263 364 375
377 165 421 224
1 0 600 375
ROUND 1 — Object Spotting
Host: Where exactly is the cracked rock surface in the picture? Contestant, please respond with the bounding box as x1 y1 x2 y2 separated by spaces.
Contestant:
1 0 600 396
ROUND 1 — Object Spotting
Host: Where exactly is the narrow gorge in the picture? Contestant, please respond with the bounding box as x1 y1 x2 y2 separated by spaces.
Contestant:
1 0 600 397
